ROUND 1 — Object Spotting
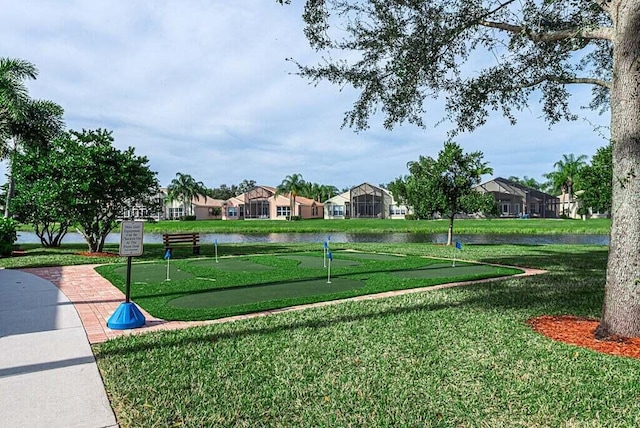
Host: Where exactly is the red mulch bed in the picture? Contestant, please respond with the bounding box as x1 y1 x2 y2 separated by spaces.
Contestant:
528 315 640 359
76 251 120 257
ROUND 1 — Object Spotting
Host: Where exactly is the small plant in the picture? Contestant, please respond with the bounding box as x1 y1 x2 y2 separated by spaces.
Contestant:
181 215 197 221
0 217 18 257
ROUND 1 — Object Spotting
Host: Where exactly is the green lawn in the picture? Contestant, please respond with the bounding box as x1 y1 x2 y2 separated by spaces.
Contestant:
136 217 611 235
92 243 640 427
95 251 521 320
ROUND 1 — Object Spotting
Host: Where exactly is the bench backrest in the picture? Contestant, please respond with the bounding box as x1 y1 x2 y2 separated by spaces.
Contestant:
163 233 200 245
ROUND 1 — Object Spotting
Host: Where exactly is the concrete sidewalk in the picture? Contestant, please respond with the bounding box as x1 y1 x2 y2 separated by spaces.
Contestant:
0 269 118 428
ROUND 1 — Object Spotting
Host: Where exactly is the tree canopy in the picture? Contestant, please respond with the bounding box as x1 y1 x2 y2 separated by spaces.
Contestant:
11 141 77 247
393 142 495 245
1 58 65 218
68 129 159 252
544 153 588 197
166 173 210 217
290 0 613 133
577 144 613 214
276 173 306 218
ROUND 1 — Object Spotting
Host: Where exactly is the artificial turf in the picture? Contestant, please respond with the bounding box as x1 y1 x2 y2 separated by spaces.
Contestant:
96 251 523 320
169 277 364 308
113 263 193 283
189 257 275 272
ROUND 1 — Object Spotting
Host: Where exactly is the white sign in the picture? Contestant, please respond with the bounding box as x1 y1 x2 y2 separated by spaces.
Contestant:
119 221 144 257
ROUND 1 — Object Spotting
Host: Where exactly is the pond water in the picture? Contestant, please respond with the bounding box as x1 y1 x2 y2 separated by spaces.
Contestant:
17 231 610 246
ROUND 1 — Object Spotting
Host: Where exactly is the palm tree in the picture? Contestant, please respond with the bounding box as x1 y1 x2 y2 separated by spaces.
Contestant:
544 153 588 215
319 184 339 202
166 173 209 218
0 58 37 126
2 91 64 217
276 173 305 219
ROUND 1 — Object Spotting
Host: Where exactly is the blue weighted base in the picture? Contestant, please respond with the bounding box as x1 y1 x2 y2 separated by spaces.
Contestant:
107 302 146 330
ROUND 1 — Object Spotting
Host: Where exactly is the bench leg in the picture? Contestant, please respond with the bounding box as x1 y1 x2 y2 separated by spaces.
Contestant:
193 246 200 255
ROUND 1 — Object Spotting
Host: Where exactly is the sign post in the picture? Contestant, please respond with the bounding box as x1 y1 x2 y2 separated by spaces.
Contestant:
107 221 146 330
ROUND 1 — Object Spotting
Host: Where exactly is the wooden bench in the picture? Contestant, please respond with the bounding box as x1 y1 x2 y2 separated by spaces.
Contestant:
163 233 200 256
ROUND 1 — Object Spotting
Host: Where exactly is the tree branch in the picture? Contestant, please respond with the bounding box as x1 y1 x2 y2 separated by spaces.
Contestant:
525 75 612 89
478 20 613 42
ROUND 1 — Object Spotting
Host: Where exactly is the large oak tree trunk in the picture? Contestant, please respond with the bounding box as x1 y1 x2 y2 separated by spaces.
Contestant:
597 1 640 338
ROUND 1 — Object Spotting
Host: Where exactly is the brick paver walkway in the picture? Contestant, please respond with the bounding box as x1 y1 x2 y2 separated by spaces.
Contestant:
22 263 546 344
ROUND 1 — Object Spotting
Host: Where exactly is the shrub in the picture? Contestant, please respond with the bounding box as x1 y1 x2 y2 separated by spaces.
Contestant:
0 217 17 257
181 215 197 221
404 214 418 220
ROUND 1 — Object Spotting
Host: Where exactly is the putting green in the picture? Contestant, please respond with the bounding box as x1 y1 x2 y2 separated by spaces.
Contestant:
189 258 274 272
114 264 193 283
280 255 361 268
336 252 404 261
168 277 363 309
391 263 499 279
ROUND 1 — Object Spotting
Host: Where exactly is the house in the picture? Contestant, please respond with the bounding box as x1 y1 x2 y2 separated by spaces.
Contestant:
158 188 224 220
324 182 411 219
222 185 323 220
474 177 559 218
121 189 166 221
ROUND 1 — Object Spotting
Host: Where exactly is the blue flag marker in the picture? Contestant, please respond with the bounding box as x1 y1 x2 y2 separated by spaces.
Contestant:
323 241 328 249
164 249 171 281
328 251 333 261
214 238 218 246
452 242 461 267
327 234 331 242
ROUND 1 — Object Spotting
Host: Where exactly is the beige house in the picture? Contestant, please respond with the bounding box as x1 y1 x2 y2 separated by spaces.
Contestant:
152 188 224 220
324 182 411 219
222 185 323 220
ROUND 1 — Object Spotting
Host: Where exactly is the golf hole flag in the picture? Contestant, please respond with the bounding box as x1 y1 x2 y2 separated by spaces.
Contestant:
164 249 171 281
452 241 461 267
327 251 333 283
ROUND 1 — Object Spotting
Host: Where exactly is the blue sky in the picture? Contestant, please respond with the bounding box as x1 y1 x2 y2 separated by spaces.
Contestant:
1 1 610 190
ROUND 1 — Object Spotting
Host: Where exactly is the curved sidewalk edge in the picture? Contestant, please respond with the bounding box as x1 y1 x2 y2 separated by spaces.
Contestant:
21 263 547 345
0 269 118 428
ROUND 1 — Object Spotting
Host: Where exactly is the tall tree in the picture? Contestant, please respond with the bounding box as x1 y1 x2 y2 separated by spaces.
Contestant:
3 99 65 218
236 179 257 195
507 176 543 191
11 140 75 247
319 184 339 201
404 142 494 245
0 58 64 217
286 0 640 338
0 58 37 147
577 144 613 215
67 129 159 252
544 153 588 216
276 173 306 219
166 173 209 218
544 153 588 197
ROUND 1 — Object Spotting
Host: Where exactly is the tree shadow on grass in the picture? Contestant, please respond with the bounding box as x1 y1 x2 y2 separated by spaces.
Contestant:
94 299 459 358
95 265 604 358
473 245 608 272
